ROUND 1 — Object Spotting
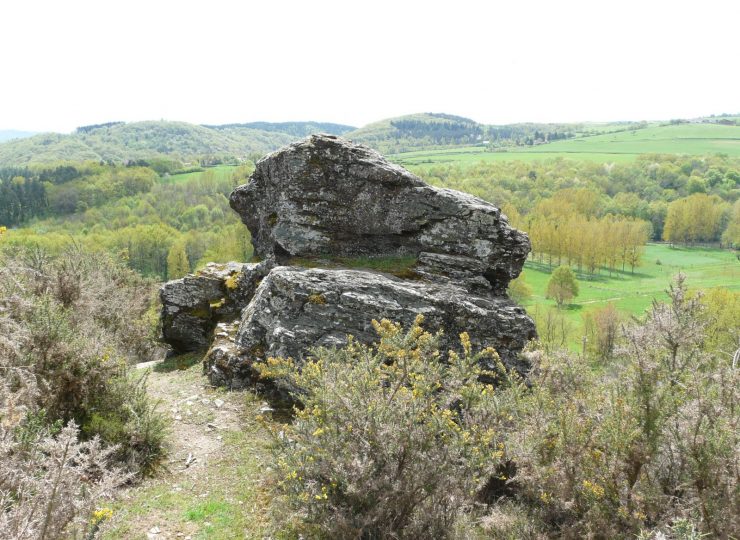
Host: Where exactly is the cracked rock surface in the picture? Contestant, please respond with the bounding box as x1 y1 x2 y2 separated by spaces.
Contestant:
160 261 272 353
230 134 529 292
203 267 536 388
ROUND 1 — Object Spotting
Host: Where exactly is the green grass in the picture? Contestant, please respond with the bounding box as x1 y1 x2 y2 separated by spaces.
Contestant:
390 123 740 165
524 123 740 158
102 422 272 540
159 164 238 185
391 146 639 165
153 352 203 373
520 244 740 343
101 361 274 540
288 254 420 278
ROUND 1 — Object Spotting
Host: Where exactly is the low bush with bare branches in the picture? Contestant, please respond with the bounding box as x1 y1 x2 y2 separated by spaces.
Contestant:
0 244 167 538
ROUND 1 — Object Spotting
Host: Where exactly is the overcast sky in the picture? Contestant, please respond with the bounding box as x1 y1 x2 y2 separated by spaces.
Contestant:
1 0 738 133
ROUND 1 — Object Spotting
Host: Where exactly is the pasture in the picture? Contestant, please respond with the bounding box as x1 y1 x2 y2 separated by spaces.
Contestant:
391 123 740 165
519 243 740 342
159 164 237 184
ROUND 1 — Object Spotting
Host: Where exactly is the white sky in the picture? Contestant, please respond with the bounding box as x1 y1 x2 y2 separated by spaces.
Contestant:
1 0 738 133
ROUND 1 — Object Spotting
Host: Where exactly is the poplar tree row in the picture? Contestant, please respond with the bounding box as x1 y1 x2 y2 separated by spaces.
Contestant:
504 201 651 274
525 215 651 274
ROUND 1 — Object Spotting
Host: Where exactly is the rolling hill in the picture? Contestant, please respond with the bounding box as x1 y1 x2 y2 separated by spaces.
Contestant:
2 114 738 167
345 113 651 154
0 121 354 166
346 113 485 153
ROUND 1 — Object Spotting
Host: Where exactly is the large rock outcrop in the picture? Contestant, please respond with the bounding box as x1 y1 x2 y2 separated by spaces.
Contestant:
160 134 536 390
204 266 535 388
230 134 529 293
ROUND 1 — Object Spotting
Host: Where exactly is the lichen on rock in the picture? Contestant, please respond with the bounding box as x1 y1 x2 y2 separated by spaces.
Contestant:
160 260 273 353
229 134 529 293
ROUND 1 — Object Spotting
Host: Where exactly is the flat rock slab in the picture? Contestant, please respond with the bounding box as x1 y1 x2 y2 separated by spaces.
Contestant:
229 134 529 292
204 266 536 388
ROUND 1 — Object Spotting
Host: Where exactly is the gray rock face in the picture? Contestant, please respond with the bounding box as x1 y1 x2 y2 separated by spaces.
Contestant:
203 267 536 388
229 134 529 293
160 261 273 353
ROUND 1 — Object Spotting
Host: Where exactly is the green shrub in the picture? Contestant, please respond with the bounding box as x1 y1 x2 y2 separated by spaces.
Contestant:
0 245 166 475
546 265 579 308
257 315 518 539
507 274 532 304
500 275 739 537
82 372 167 475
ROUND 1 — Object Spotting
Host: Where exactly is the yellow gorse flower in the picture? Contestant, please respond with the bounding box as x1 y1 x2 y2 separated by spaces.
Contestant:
91 507 113 523
582 479 605 499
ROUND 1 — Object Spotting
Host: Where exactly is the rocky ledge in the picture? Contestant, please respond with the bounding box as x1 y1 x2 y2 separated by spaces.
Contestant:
160 134 536 390
204 266 536 388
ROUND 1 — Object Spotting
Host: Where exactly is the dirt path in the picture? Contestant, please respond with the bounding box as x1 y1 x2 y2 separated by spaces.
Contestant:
100 356 273 540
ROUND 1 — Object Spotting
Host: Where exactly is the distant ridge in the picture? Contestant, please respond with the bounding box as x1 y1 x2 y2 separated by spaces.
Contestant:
1 113 737 166
204 121 356 138
0 130 37 143
0 121 321 166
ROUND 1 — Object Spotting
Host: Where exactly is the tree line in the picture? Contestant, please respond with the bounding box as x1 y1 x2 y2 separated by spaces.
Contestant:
662 192 732 245
414 153 739 247
504 189 651 274
2 165 254 280
0 162 158 226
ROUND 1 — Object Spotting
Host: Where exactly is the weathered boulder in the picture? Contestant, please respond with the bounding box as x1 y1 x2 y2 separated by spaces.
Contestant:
160 260 273 353
203 266 536 388
229 134 529 293
160 134 537 391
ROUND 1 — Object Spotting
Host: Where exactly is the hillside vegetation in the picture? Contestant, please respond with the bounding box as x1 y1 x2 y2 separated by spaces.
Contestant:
2 164 251 280
3 113 737 167
0 121 345 166
411 154 739 241
345 112 618 154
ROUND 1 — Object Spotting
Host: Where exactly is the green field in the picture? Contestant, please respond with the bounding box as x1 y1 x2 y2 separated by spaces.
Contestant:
390 123 740 165
158 164 238 184
392 147 640 165
519 243 740 341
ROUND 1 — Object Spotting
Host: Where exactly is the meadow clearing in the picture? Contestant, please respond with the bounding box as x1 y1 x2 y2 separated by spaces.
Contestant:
390 122 740 165
519 243 739 344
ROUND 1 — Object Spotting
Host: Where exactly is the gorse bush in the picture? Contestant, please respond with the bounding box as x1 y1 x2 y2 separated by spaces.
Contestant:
257 315 520 539
256 275 737 538
0 422 126 540
0 244 167 537
499 275 738 538
0 244 166 472
582 303 622 362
